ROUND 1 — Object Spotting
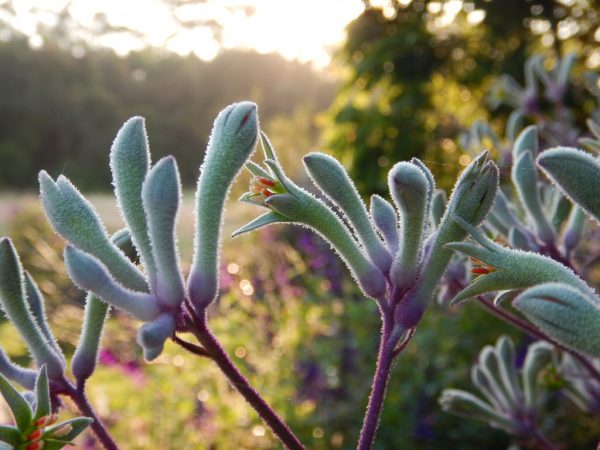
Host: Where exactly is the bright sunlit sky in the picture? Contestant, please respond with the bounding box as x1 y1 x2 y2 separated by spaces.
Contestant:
9 0 372 68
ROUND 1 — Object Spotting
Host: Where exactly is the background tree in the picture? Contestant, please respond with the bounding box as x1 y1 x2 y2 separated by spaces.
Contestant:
324 0 599 194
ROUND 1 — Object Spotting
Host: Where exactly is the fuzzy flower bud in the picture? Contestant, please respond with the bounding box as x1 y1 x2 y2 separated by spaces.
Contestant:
188 102 259 309
513 283 600 357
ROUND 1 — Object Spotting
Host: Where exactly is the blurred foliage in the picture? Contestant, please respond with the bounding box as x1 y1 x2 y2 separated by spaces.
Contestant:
324 0 599 194
1 203 598 449
0 39 334 190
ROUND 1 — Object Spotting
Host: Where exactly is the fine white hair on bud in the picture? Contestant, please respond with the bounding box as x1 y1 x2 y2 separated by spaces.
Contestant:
188 102 259 310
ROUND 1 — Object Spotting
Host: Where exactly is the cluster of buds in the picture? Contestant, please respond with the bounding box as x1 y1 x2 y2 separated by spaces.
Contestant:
37 102 259 361
446 120 600 358
440 336 555 444
236 131 499 334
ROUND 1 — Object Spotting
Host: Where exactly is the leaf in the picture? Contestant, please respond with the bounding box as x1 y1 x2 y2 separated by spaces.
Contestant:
245 161 271 179
0 372 32 431
0 424 20 446
33 366 50 420
232 211 290 238
43 417 93 449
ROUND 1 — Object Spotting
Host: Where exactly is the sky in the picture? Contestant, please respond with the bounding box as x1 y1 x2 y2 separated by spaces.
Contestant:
7 0 368 68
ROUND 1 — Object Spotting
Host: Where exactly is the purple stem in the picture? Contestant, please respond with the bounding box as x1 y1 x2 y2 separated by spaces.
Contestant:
60 377 119 450
186 306 305 450
357 314 403 450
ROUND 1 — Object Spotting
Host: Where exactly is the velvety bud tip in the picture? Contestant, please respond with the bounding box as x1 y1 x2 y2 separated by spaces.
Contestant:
137 313 176 361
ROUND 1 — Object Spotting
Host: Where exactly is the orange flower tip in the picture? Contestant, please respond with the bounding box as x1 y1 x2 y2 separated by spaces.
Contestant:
27 429 44 441
25 441 45 450
471 267 490 275
258 177 275 187
34 416 52 427
51 423 73 437
261 189 274 197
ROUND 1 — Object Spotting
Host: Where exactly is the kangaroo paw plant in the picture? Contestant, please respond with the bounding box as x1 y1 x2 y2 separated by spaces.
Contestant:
440 336 558 450
0 51 599 448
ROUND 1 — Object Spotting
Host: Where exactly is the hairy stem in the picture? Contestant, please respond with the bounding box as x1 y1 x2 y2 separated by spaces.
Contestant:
172 334 211 358
62 378 119 450
186 305 305 450
357 314 404 450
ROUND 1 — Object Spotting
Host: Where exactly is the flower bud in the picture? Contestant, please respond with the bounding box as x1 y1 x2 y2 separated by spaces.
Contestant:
439 389 514 431
512 125 538 160
0 348 36 389
64 245 160 321
39 172 147 292
109 116 156 287
0 239 64 379
388 162 429 288
513 282 600 357
537 146 600 223
370 195 399 254
265 192 386 300
412 152 498 304
445 217 592 305
512 150 554 243
304 152 392 273
562 207 585 256
137 313 176 361
430 189 447 230
189 102 259 309
522 341 554 409
142 156 185 307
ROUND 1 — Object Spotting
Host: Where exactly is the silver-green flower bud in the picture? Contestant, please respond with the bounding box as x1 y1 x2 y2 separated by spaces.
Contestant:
303 152 392 273
513 283 600 357
537 147 600 223
188 102 259 309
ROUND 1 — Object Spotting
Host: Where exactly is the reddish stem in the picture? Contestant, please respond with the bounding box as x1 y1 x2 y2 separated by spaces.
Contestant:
186 306 305 450
61 377 119 450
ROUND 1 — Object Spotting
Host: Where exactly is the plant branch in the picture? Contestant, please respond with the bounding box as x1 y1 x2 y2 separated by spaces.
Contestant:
186 304 305 450
62 378 119 450
172 334 211 358
357 314 403 450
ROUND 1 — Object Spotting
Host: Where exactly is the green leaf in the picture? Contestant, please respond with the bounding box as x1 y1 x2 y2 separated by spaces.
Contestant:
23 273 64 365
0 372 32 431
0 424 20 446
43 417 93 449
232 211 290 238
246 161 271 179
33 366 50 421
260 131 277 163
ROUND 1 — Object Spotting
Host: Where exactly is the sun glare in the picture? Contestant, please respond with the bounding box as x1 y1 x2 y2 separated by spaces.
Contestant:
17 0 365 67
